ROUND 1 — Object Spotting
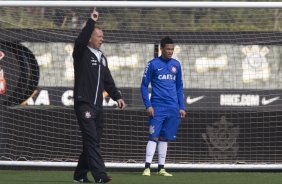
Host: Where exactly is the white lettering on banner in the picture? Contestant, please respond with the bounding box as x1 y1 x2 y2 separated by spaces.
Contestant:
26 89 116 107
35 90 50 105
62 90 74 106
220 94 259 106
26 90 50 105
103 97 117 106
26 96 34 105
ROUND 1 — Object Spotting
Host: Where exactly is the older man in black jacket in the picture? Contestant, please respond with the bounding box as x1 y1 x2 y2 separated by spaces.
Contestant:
73 8 125 183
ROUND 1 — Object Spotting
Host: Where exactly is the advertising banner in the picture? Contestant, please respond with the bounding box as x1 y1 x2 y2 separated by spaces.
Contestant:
21 87 282 112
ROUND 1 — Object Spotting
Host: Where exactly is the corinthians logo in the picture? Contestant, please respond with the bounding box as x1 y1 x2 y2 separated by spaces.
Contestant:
202 116 239 160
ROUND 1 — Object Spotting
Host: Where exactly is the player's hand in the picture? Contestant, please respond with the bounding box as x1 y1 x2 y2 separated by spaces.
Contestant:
91 7 99 21
117 99 126 109
179 109 186 118
147 106 154 117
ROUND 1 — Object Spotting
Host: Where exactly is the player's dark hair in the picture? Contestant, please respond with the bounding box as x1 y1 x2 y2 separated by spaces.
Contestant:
160 36 174 48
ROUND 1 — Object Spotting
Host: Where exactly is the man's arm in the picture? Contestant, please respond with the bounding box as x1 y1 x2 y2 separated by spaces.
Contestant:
176 64 185 109
140 62 152 109
72 8 99 60
104 66 121 101
104 65 125 109
176 64 186 118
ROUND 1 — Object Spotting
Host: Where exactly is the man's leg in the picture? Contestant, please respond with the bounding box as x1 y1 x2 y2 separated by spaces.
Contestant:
142 140 157 176
74 152 89 181
157 140 172 176
75 103 111 183
74 104 90 182
157 140 167 170
88 107 111 183
143 106 164 176
157 108 180 177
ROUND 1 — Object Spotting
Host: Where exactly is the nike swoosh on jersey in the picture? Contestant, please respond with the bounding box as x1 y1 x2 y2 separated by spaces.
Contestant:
261 97 280 105
186 96 205 104
158 68 164 71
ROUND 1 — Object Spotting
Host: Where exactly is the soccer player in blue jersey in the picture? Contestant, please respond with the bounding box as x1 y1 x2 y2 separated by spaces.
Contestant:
140 36 186 176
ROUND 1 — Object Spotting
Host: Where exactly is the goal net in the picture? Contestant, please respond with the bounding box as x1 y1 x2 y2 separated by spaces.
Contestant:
1 1 282 169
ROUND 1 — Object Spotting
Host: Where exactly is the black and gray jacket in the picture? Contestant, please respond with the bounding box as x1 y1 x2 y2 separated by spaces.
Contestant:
73 18 122 106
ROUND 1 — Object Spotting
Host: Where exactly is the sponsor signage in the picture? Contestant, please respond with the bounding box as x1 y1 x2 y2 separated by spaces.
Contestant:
21 87 282 111
22 87 134 108
185 89 282 111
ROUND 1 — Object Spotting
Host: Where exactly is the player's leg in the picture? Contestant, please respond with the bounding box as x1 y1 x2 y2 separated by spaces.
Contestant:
157 138 167 171
142 107 164 176
142 139 157 176
157 108 180 177
156 138 172 176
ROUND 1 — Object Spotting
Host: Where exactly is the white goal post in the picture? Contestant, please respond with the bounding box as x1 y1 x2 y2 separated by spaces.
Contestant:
1 1 282 170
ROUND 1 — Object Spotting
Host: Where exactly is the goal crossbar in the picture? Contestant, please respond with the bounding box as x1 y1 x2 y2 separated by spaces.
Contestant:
1 1 282 8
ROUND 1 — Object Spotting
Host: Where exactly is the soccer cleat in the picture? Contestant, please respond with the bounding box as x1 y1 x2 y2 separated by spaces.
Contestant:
157 169 173 176
74 178 93 183
142 168 151 176
95 176 112 183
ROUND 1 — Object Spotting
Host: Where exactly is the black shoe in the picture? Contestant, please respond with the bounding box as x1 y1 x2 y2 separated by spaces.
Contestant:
95 176 112 183
74 178 93 183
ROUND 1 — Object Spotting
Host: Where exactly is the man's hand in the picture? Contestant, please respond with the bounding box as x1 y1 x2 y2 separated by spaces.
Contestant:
147 106 154 117
91 8 99 21
117 99 126 109
179 109 186 118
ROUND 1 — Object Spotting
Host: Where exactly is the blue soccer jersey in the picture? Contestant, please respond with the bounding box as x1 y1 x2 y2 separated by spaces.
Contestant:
141 56 185 110
141 56 185 140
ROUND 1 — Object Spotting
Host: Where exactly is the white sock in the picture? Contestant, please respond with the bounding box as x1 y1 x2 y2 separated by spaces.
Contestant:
158 141 168 166
145 140 157 163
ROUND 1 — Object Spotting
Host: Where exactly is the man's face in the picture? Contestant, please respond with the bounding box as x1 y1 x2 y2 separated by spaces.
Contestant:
161 44 174 59
89 28 104 49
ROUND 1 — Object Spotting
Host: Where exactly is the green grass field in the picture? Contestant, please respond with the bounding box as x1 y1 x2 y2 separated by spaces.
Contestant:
1 170 282 184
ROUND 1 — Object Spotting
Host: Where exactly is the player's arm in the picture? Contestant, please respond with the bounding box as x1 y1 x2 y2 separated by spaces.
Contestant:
176 64 186 118
140 62 152 109
73 8 99 60
146 106 154 117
